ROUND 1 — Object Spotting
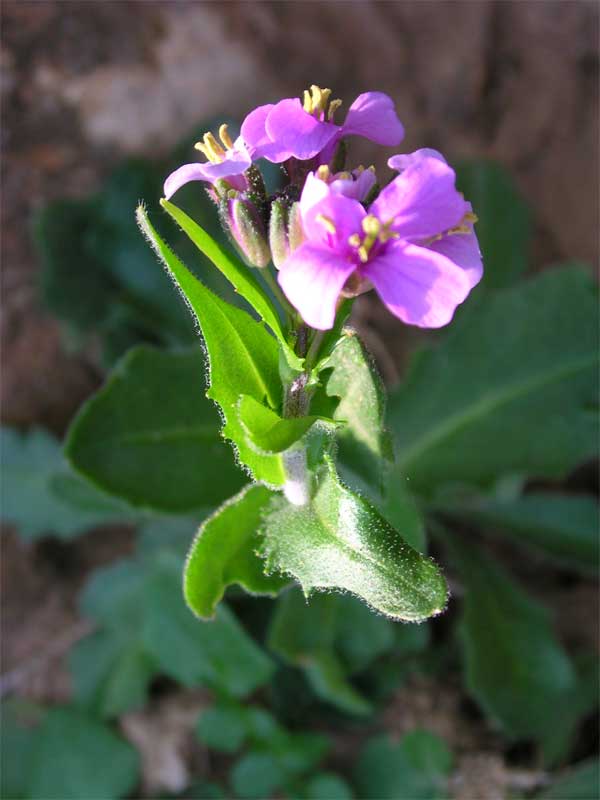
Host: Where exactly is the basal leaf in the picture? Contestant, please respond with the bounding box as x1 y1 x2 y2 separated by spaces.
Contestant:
65 347 244 512
238 394 332 454
452 540 579 749
28 708 139 800
184 483 288 619
161 198 302 370
261 460 447 621
389 267 599 493
1 427 136 539
439 490 599 573
455 160 531 290
137 206 285 486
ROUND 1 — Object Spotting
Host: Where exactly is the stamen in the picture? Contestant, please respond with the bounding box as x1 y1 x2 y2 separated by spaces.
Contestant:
327 98 342 121
465 211 478 224
357 245 370 263
316 213 337 235
303 89 313 113
348 233 361 247
316 165 330 181
218 123 233 149
335 171 351 181
379 229 399 243
362 215 381 237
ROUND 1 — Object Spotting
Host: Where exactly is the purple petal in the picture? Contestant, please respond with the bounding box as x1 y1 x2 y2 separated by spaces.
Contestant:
300 173 366 251
278 243 355 330
265 99 340 161
241 104 293 163
388 148 446 172
362 239 472 328
342 92 404 146
370 156 468 240
428 226 483 289
164 163 212 199
330 168 376 201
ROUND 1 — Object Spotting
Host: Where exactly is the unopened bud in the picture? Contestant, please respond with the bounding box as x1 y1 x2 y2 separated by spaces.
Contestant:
269 199 304 270
223 196 270 268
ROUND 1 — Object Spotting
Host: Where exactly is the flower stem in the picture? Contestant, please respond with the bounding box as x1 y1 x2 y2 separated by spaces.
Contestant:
262 266 296 325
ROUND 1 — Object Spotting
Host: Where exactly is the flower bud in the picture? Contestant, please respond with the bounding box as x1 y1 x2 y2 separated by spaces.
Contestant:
221 196 270 268
268 199 304 270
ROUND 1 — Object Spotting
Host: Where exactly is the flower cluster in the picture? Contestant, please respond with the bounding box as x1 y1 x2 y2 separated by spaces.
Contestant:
164 86 482 331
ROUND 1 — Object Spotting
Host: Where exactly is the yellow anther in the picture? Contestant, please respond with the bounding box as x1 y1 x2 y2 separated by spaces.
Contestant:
316 213 337 235
348 233 361 247
194 142 211 159
316 165 330 181
362 215 381 237
357 245 370 263
367 165 376 173
303 89 313 113
195 131 226 163
465 211 478 224
335 171 351 181
354 165 365 175
327 98 342 121
379 229 398 243
218 123 233 149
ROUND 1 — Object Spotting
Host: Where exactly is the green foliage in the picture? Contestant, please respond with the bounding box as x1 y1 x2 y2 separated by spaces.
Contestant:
439 489 599 573
538 759 600 799
389 267 599 493
1 427 136 539
268 588 400 714
238 394 329 454
29 708 139 800
184 484 288 619
452 540 590 760
261 460 448 621
323 331 392 492
65 347 243 512
303 773 354 800
137 207 286 486
455 160 531 289
78 548 273 700
354 731 453 800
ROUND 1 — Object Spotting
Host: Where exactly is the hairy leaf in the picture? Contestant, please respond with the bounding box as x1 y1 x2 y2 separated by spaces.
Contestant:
238 394 332 454
389 268 599 492
261 460 447 621
137 206 285 485
184 484 288 619
65 347 244 512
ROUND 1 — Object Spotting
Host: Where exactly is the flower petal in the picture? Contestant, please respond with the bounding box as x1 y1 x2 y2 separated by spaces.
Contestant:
265 98 340 161
370 156 467 239
278 243 355 330
163 163 211 199
330 168 376 201
241 104 293 163
388 148 446 172
428 225 483 289
362 239 472 328
342 92 404 146
300 173 366 251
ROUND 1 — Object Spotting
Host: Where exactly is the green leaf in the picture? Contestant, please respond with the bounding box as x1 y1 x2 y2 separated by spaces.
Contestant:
238 394 332 454
389 268 599 493
66 346 244 512
196 705 248 753
184 483 288 619
303 773 354 800
455 160 530 290
452 541 578 749
261 460 447 621
161 198 302 370
137 206 285 486
323 331 392 491
1 700 43 800
538 759 600 800
439 490 599 573
231 753 287 800
378 470 426 552
69 629 156 718
1 427 136 539
142 553 274 693
80 551 273 698
354 732 452 800
28 708 139 800
268 588 397 714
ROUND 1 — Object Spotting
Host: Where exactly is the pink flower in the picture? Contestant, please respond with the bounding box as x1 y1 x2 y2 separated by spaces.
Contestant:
241 86 404 164
278 152 483 330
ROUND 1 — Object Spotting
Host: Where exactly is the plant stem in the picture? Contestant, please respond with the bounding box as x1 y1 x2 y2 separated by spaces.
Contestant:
262 266 296 325
305 330 325 371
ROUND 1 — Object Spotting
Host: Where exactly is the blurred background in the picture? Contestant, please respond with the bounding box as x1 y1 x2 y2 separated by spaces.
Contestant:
2 2 598 800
